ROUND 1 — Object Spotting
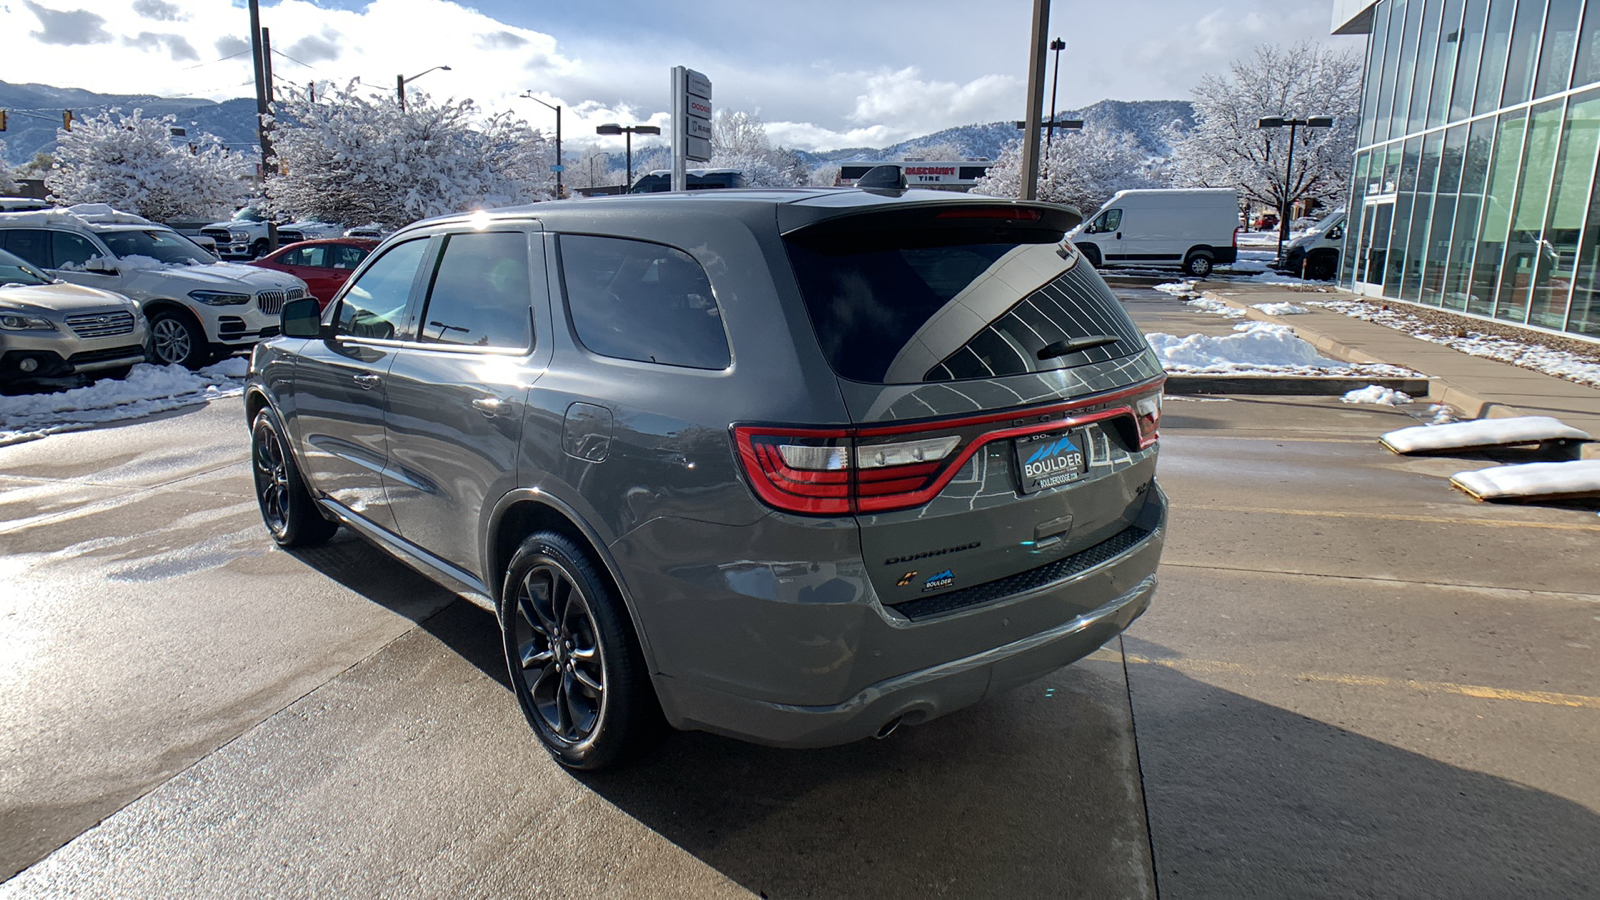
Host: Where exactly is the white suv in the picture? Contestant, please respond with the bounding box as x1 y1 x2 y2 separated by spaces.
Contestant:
0 205 309 368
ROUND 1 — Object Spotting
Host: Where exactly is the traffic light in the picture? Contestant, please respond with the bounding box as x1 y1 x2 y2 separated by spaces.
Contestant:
62 110 72 131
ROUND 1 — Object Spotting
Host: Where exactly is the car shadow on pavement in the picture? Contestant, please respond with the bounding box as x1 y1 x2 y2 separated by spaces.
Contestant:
1122 639 1600 899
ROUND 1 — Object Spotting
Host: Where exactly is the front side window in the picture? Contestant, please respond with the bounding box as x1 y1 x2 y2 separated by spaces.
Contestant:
336 238 428 341
558 235 730 369
52 231 102 268
417 232 533 350
1086 209 1122 234
284 245 327 268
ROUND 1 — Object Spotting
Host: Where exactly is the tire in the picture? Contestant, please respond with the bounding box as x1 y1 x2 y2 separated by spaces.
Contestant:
251 407 338 548
1077 243 1102 268
148 310 209 369
1184 251 1214 278
501 531 666 771
251 239 268 259
1306 250 1339 281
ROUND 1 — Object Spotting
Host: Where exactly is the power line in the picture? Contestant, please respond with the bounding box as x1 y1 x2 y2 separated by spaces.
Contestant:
183 47 253 70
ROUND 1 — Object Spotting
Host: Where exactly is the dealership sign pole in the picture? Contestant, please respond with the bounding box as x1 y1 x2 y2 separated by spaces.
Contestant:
671 66 713 192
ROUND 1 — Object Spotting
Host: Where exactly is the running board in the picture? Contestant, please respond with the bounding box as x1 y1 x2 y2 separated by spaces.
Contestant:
1450 460 1600 502
1381 416 1591 455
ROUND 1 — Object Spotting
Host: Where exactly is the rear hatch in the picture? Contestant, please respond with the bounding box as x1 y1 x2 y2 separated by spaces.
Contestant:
746 197 1164 619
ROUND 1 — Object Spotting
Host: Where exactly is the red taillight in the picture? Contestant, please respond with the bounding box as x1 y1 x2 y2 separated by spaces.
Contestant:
1233 225 1242 249
733 378 1164 516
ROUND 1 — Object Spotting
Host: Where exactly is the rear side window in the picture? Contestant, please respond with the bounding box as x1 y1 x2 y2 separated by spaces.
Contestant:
331 244 367 270
336 238 427 341
417 232 533 350
2 229 51 268
557 234 730 370
785 217 1145 385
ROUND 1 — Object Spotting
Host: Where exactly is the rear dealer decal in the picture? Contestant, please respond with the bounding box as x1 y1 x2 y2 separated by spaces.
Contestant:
923 569 954 592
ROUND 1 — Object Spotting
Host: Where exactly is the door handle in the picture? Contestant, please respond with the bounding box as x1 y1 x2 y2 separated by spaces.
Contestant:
1115 232 1122 240
472 397 505 418
353 373 380 389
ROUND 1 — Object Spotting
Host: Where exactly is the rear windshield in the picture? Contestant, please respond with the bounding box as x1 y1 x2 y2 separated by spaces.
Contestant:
785 222 1145 385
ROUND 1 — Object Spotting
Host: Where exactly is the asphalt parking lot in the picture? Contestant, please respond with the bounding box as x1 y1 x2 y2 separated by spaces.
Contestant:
2 288 1597 898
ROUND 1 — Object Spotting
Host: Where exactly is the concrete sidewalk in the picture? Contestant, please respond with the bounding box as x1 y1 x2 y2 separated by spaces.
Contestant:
1196 282 1600 458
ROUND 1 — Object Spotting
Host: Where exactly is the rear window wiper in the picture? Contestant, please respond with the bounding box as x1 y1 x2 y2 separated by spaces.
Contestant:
1036 335 1121 361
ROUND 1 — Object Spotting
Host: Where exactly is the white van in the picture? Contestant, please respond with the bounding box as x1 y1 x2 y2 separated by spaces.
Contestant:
1283 208 1346 280
1069 188 1241 277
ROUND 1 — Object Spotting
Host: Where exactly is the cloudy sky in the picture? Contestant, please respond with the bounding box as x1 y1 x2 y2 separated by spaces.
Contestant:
2 0 1360 151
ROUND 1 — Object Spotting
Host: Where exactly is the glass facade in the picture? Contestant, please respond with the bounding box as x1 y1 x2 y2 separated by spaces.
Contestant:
1342 0 1600 340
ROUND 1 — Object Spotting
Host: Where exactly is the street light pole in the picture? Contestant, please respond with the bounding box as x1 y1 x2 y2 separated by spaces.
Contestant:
520 92 563 198
1046 38 1066 146
595 123 661 192
397 65 452 112
1257 115 1334 269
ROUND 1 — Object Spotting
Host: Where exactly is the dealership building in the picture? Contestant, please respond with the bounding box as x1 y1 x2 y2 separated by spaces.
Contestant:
1334 0 1600 339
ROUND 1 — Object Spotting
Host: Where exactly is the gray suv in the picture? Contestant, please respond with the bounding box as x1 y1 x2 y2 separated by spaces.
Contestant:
246 189 1169 770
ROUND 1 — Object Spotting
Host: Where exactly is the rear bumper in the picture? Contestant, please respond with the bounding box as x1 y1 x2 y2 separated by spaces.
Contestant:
638 484 1167 747
655 572 1156 748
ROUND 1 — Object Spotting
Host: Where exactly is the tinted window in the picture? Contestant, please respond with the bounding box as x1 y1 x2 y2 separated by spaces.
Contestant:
2 229 51 268
336 238 428 341
100 229 211 265
52 231 102 268
331 244 368 270
284 245 327 268
785 227 1145 385
558 235 730 369
418 232 533 350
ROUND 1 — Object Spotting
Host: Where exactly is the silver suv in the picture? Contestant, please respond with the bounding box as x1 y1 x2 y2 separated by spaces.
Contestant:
0 206 310 368
0 248 147 384
246 189 1168 770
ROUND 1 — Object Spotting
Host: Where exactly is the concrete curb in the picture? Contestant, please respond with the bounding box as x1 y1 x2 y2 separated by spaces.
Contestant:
1196 289 1600 460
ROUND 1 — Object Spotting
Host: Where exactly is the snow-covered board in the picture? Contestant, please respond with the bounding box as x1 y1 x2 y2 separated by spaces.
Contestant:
1451 460 1600 502
1381 416 1591 455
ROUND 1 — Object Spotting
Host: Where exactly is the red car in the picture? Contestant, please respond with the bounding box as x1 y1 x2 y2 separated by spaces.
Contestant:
249 238 377 309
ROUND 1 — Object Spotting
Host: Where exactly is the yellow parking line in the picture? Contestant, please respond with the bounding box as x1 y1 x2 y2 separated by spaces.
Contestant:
1125 655 1600 710
1189 505 1600 533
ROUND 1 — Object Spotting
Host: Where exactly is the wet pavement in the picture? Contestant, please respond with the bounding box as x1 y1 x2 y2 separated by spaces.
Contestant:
1 286 1597 897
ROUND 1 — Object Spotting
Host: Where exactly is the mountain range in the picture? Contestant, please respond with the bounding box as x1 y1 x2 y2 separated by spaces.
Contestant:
0 79 1194 173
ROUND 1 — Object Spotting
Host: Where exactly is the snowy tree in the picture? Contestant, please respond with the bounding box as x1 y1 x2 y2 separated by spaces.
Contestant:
899 140 967 162
0 142 16 195
266 81 551 228
1170 43 1361 216
972 127 1162 213
809 165 841 187
568 144 619 190
45 109 246 220
704 109 805 187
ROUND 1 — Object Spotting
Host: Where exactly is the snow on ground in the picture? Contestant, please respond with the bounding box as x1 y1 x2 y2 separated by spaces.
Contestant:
1185 297 1247 318
1380 416 1591 453
1252 302 1310 315
1144 322 1416 377
1305 296 1600 389
1155 280 1198 296
1452 459 1600 500
0 358 248 446
1342 385 1412 407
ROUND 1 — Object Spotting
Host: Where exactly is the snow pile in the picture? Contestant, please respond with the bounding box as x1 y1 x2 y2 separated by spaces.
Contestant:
1306 296 1600 389
1185 297 1247 318
1253 302 1310 315
1250 271 1329 287
1146 322 1343 372
1342 385 1412 407
0 359 247 446
1381 416 1591 454
1452 460 1600 501
1428 404 1460 425
1155 280 1198 296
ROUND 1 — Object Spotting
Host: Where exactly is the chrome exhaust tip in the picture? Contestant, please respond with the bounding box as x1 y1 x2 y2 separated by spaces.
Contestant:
873 716 904 740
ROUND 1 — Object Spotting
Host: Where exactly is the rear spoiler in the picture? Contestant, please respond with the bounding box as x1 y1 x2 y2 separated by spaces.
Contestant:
777 196 1083 239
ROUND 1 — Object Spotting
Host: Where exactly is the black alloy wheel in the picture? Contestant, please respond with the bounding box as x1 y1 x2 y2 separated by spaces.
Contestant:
251 408 338 548
501 532 665 770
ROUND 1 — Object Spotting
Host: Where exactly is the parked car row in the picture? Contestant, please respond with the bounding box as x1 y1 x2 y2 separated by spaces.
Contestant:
0 204 320 381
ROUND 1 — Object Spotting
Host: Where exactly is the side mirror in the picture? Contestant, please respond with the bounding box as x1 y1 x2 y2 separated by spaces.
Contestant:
281 297 324 338
1327 227 1343 241
84 257 118 274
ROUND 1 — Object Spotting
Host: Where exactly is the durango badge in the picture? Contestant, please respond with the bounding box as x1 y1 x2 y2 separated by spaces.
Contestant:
922 569 954 592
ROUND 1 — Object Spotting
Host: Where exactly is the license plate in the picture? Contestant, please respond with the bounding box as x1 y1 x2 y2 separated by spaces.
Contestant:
1015 429 1089 494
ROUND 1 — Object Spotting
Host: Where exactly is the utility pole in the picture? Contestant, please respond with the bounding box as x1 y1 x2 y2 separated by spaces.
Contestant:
246 0 277 252
1019 0 1050 200
397 74 407 112
1046 38 1066 146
